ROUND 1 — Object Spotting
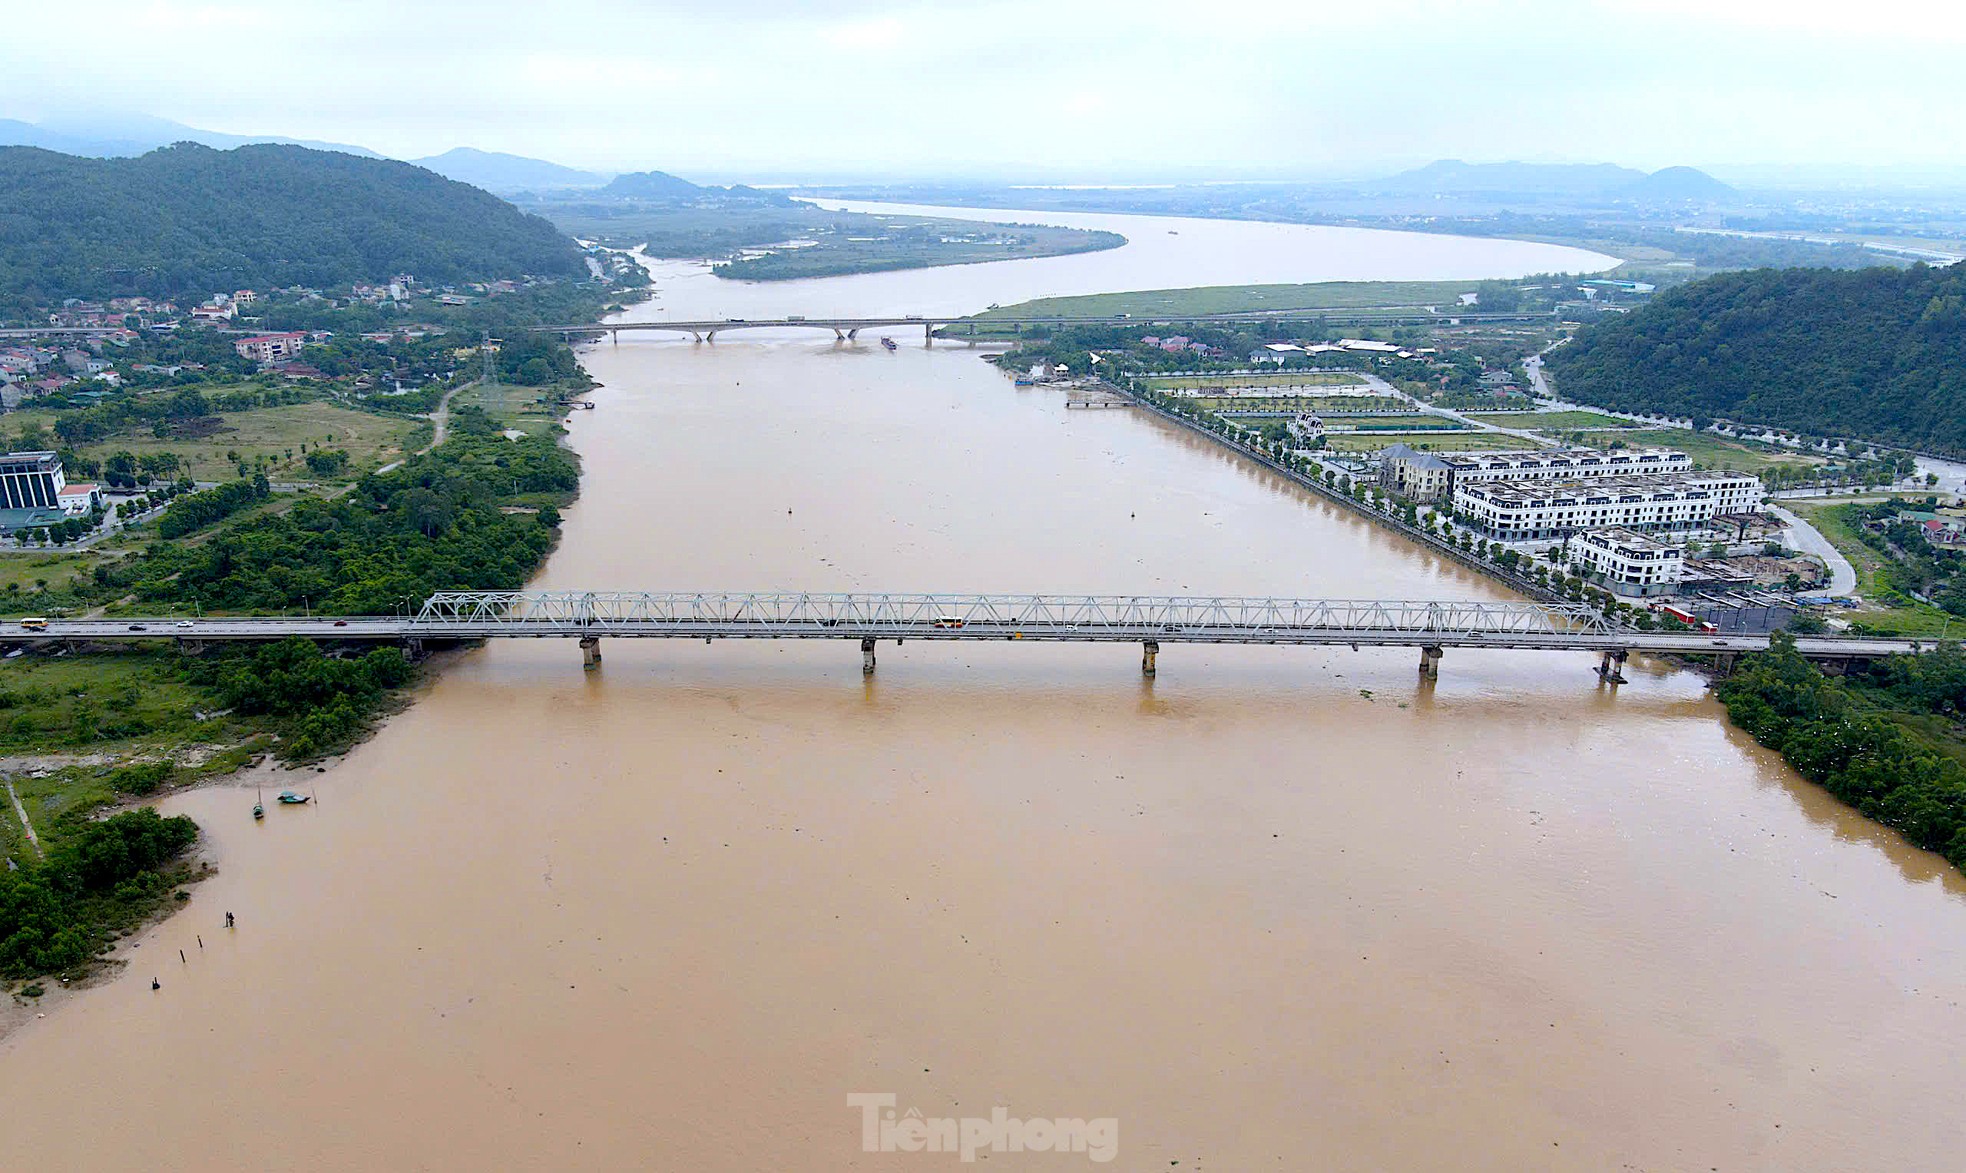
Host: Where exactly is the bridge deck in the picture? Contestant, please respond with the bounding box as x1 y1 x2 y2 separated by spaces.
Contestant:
532 309 1555 335
0 592 1919 659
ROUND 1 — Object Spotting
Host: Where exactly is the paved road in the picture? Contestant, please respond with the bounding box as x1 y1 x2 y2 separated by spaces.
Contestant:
1361 374 1552 447
1771 503 1859 597
0 614 1925 659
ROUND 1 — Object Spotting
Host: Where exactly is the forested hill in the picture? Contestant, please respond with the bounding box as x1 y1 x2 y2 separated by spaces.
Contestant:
1547 263 1966 452
0 143 584 304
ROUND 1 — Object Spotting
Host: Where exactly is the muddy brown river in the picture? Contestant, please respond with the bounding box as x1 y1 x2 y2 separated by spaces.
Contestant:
1 212 1961 1170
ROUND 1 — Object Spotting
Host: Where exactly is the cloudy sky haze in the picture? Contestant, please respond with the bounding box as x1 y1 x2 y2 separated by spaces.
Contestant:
2 0 1960 179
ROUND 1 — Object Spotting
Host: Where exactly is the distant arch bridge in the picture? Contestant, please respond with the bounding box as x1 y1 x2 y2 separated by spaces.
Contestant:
531 309 1557 343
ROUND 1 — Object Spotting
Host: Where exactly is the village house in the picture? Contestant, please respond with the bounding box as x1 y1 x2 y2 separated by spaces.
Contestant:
233 332 309 364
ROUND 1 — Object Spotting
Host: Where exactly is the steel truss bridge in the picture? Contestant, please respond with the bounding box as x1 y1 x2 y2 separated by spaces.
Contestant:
0 591 1929 680
532 308 1556 343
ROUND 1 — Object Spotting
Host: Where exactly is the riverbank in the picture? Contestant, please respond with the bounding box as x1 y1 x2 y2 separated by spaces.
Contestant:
0 391 592 993
1094 376 1575 606
974 278 1495 318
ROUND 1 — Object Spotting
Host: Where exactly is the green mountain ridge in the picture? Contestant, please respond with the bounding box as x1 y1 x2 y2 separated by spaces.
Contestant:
1547 263 1966 451
0 143 585 307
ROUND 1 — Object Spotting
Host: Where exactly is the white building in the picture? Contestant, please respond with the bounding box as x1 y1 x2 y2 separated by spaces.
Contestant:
58 483 102 516
1453 472 1763 542
0 451 65 509
1286 413 1325 444
1575 528 1685 596
1438 446 1694 486
1379 443 1453 501
233 332 308 364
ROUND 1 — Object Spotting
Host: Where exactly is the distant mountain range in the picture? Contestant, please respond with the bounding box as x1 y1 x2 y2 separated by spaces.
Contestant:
409 147 610 193
0 114 379 159
1369 159 1736 202
1622 165 1736 201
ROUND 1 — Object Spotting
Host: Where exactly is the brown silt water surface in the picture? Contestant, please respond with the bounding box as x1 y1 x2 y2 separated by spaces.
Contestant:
1 214 1961 1170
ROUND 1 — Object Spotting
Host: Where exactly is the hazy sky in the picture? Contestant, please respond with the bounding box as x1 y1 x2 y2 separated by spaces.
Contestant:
3 0 1961 179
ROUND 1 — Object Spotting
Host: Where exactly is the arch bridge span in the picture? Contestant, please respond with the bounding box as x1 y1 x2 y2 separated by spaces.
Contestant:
533 309 1556 343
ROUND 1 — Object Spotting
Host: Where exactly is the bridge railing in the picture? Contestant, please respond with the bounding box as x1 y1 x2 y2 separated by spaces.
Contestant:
412 591 1612 635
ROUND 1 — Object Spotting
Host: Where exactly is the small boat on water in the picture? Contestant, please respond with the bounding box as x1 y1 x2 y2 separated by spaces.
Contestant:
277 790 312 805
252 802 264 820
880 337 898 351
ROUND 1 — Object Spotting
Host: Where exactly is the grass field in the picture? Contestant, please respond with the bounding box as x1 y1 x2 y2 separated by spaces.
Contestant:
1785 500 1957 636
457 381 570 428
1321 432 1535 455
1588 429 1826 476
0 552 101 597
0 650 266 860
1464 410 1629 429
1193 395 1406 414
72 402 419 483
1329 415 1470 432
1145 372 1365 390
977 280 1482 319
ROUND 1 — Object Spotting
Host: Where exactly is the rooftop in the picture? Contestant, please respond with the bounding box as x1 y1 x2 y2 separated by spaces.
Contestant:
1381 442 1450 470
1458 472 1754 506
1578 528 1681 555
1437 446 1691 472
0 450 61 473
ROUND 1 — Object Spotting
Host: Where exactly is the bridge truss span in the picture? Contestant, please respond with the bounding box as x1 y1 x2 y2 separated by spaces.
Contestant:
410 591 1614 643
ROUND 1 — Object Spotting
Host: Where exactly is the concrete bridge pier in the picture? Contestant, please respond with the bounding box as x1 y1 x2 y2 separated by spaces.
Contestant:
1142 640 1159 676
861 637 877 675
176 638 205 656
1597 648 1628 685
924 324 934 342
1419 645 1443 679
580 636 602 671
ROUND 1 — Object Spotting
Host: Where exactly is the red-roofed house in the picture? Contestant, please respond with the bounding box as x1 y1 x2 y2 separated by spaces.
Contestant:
58 483 102 516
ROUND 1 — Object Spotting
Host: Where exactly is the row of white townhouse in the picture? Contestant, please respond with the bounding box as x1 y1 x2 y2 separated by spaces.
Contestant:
1453 473 1764 542
1380 445 1695 502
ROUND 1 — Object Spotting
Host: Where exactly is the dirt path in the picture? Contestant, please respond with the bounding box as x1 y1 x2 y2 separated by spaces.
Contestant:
421 382 468 455
5 777 41 855
375 382 471 477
